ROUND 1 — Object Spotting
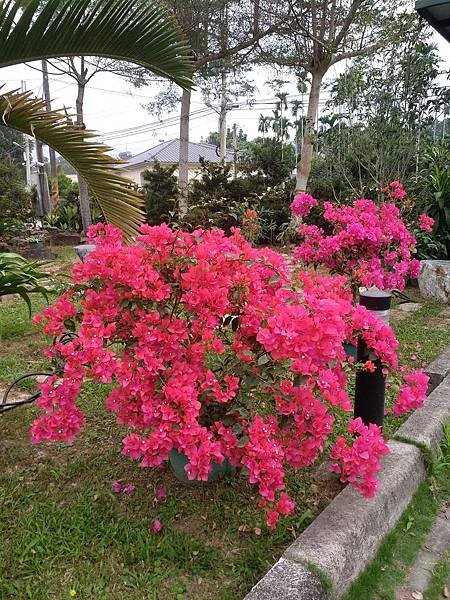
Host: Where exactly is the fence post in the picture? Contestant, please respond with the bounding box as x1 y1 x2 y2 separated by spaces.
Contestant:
354 289 392 427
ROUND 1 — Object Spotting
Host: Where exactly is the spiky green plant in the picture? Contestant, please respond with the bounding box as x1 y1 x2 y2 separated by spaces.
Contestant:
0 252 51 316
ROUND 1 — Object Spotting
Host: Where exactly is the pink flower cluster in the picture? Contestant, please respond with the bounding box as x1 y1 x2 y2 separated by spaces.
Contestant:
382 180 407 201
31 223 427 527
331 417 389 498
292 190 421 291
418 213 434 233
291 193 318 218
393 370 429 416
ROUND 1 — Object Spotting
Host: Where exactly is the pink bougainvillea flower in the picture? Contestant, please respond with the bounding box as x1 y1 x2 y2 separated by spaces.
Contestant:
31 222 429 527
156 487 167 502
382 180 407 201
291 193 318 218
393 371 429 416
330 418 389 498
364 360 376 373
418 213 434 233
293 185 425 292
122 484 136 494
151 519 163 533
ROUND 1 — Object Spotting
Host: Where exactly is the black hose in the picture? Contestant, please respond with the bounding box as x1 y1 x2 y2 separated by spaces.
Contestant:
0 372 53 413
0 332 79 415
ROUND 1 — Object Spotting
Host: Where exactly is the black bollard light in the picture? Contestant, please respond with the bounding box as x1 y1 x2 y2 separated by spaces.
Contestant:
354 288 391 427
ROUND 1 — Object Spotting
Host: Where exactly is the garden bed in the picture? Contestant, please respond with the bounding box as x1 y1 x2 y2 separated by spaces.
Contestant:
1 251 450 599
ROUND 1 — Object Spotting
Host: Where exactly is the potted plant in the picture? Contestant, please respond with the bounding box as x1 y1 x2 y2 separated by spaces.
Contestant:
31 223 428 527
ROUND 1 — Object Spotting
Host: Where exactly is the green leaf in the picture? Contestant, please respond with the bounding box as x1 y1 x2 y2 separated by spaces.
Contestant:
237 435 249 448
1 89 146 239
0 0 194 89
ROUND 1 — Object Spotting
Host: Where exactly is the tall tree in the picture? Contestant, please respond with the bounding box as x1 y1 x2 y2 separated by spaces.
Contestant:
142 0 285 215
259 0 407 193
310 14 446 199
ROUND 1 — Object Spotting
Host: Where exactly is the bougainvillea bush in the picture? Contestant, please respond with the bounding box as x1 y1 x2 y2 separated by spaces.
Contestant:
292 183 434 293
32 224 428 527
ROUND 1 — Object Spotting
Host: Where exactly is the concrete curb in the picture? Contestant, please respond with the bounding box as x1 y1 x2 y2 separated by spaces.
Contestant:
245 359 450 600
395 375 450 455
425 345 450 394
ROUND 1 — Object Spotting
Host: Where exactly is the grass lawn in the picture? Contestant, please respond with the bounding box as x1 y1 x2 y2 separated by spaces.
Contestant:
1 252 449 599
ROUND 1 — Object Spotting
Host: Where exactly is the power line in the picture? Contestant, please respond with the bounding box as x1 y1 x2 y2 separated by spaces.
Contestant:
101 108 215 140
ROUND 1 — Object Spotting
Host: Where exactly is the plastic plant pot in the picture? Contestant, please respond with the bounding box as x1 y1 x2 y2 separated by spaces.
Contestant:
169 449 236 483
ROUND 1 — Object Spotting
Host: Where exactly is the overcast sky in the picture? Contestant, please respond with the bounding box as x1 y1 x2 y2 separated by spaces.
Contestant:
2 30 449 159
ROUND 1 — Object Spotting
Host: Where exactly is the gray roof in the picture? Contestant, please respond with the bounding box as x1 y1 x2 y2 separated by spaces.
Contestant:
125 139 233 168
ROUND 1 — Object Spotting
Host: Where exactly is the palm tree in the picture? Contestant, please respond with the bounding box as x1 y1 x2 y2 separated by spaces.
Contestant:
0 0 193 237
258 115 272 138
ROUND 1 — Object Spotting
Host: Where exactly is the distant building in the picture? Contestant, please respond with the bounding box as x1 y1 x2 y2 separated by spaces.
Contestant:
123 138 233 186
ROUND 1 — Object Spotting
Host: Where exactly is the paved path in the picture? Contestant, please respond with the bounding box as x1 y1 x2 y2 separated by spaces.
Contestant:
396 502 450 600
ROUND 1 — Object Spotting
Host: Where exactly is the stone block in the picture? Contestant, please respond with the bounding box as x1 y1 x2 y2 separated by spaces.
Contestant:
396 303 421 313
395 375 450 454
425 346 450 393
418 261 450 303
244 558 326 600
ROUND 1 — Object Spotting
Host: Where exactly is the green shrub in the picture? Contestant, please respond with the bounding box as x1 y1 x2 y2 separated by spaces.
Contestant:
240 138 297 186
141 162 178 225
419 142 450 258
0 159 32 222
57 172 79 203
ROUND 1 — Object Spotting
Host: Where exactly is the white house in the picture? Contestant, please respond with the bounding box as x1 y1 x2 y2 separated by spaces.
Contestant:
122 139 233 186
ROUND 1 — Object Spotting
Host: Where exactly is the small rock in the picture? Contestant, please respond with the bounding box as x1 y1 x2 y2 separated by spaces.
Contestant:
412 592 423 600
443 585 449 598
397 302 421 313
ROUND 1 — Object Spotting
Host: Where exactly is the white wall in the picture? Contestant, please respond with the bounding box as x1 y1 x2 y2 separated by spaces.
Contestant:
123 164 202 187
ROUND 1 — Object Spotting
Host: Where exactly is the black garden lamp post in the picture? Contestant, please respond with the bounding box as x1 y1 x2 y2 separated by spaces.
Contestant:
354 289 392 428
416 0 450 43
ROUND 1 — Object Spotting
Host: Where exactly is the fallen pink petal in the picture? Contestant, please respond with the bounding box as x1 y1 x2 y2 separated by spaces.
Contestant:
156 487 167 501
111 482 122 493
122 484 136 494
151 519 163 533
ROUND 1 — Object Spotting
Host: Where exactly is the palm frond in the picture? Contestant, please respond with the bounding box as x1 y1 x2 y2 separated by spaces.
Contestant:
0 0 194 89
1 89 145 238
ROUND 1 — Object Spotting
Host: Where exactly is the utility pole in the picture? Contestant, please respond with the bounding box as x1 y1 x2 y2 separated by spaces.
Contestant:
21 81 32 190
23 77 51 216
41 60 59 208
232 123 238 179
24 138 31 189
219 71 227 162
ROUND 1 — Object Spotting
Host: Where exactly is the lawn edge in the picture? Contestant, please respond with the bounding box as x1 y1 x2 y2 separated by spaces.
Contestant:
244 345 450 600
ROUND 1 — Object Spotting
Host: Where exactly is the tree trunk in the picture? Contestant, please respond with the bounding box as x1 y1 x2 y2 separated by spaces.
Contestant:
75 69 92 234
36 140 51 217
178 88 191 217
219 71 227 162
295 70 324 194
41 59 59 209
